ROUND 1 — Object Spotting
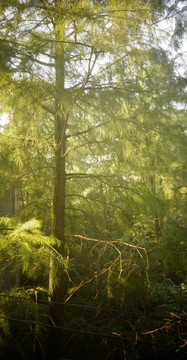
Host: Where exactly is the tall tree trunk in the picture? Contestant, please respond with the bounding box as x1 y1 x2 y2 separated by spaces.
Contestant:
49 16 67 358
50 44 66 303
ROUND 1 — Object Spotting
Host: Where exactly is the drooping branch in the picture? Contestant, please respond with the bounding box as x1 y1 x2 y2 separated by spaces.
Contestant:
66 122 106 139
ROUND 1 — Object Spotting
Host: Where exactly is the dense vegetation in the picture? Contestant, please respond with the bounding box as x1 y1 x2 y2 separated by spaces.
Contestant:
0 0 186 359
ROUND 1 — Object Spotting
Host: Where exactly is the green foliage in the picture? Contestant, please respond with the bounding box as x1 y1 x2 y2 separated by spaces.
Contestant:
0 40 15 73
0 287 49 360
160 216 187 284
0 219 52 286
0 314 10 343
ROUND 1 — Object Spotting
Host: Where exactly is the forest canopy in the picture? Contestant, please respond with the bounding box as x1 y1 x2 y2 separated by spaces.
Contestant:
0 1 186 359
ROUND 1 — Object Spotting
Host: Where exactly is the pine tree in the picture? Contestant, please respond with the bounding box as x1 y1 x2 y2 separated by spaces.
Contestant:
0 1 186 358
